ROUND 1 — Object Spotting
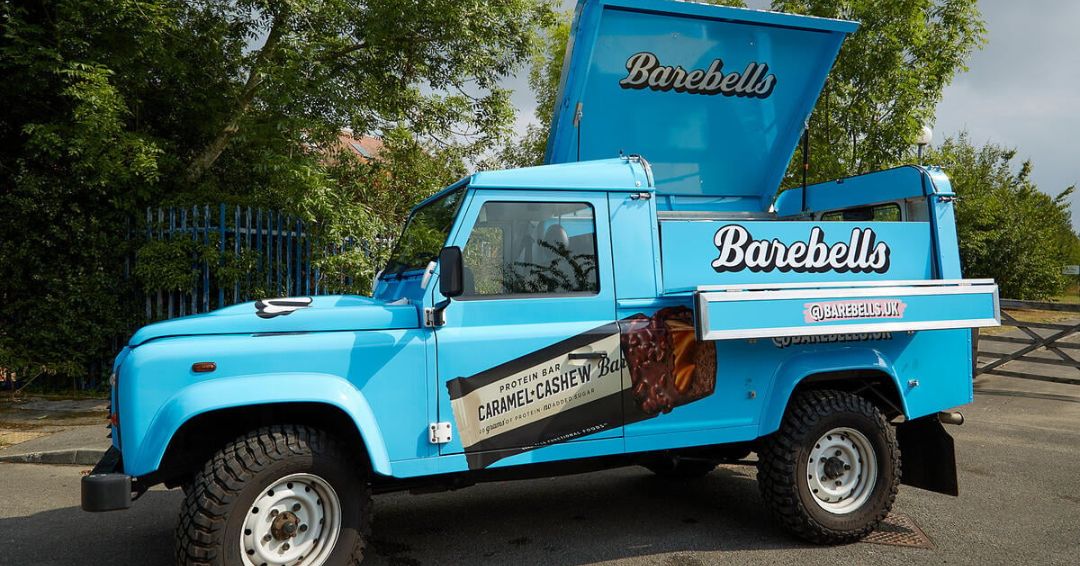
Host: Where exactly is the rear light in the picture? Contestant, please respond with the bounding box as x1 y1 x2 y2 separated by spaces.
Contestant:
109 368 120 446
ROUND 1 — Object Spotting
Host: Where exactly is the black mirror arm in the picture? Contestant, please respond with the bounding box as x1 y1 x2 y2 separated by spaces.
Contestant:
425 298 452 327
429 246 463 327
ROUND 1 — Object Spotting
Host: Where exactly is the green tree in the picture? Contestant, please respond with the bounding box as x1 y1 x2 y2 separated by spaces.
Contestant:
774 0 985 183
314 128 469 293
496 8 574 168
928 134 1079 300
181 0 553 184
0 1 172 384
0 0 554 386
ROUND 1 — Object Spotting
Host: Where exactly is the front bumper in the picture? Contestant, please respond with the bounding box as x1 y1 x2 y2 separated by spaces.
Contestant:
81 446 132 512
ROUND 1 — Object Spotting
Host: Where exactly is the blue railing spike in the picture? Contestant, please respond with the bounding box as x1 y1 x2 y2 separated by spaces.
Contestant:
139 204 352 321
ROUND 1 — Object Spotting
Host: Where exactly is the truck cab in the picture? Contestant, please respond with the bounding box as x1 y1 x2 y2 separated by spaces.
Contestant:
82 1 999 564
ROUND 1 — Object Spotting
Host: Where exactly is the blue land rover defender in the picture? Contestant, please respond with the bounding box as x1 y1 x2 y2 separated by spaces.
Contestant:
82 1 999 564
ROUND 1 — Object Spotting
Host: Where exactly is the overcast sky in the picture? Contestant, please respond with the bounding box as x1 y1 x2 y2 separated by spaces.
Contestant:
506 0 1080 224
934 1 1080 222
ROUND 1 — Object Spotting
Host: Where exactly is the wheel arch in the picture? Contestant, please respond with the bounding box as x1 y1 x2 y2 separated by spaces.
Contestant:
759 348 909 437
129 373 392 483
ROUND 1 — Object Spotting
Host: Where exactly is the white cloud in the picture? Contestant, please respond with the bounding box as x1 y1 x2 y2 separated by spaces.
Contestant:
935 0 1080 220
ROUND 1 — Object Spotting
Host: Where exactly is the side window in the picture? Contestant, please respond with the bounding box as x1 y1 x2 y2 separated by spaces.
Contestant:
820 203 902 222
461 202 599 297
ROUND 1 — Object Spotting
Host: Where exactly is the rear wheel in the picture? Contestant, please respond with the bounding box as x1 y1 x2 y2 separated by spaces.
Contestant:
757 390 899 544
175 425 370 566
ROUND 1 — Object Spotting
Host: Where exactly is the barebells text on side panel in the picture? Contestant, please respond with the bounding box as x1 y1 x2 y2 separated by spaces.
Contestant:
712 225 891 274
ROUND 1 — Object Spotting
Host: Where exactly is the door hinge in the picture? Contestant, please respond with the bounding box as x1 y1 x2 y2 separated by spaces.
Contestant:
428 422 452 444
423 299 450 328
423 307 448 328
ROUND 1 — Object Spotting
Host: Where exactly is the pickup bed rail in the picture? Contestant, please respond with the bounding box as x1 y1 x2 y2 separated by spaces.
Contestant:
694 279 999 340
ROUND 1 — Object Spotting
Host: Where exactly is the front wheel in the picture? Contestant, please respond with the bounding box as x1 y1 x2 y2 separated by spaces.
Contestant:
757 390 899 544
175 425 370 566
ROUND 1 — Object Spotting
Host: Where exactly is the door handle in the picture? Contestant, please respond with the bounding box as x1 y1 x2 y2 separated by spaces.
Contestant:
568 351 608 361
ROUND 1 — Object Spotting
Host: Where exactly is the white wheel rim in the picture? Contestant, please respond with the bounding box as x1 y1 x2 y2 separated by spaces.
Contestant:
806 427 877 515
240 473 341 566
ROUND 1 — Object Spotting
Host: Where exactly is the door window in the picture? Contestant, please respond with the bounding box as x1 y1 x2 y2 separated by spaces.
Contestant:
461 202 599 297
820 203 902 222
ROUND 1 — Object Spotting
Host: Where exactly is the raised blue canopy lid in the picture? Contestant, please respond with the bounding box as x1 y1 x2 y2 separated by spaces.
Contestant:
545 0 858 210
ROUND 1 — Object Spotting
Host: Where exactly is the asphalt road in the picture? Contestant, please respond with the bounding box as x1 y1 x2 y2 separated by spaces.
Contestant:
2 379 1078 566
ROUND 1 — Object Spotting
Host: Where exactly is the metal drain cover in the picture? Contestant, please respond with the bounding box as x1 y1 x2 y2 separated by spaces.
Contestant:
862 513 935 549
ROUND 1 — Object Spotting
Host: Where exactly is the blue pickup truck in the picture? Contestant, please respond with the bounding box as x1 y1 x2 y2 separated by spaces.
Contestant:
82 1 999 564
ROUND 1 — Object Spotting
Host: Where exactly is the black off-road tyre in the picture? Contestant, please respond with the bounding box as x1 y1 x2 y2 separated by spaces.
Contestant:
757 390 899 544
175 425 371 566
644 456 717 479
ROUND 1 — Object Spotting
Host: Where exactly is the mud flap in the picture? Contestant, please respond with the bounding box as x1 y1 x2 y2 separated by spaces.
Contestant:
896 415 959 496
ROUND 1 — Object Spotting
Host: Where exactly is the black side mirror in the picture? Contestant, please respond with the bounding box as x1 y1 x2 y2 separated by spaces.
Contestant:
439 246 464 298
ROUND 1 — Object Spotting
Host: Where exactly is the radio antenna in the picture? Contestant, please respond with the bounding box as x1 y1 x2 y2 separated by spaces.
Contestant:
800 123 810 215
573 101 584 161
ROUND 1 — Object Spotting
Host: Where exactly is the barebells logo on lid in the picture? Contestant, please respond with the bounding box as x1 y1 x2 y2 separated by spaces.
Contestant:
618 52 777 98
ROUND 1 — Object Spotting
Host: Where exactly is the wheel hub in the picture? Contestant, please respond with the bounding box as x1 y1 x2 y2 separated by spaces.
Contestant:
271 511 300 541
240 473 341 566
806 427 878 515
823 456 846 479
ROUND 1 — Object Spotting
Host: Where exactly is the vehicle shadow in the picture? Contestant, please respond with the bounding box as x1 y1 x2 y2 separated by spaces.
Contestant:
0 465 810 566
0 489 182 566
364 464 810 566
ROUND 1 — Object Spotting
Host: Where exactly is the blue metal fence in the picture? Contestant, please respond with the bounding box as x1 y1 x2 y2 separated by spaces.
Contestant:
142 205 335 321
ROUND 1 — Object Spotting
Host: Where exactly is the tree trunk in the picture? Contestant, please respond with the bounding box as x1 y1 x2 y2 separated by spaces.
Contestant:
185 15 285 184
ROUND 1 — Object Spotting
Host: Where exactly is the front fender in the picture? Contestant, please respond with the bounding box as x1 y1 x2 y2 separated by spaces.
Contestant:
758 347 908 437
127 373 392 477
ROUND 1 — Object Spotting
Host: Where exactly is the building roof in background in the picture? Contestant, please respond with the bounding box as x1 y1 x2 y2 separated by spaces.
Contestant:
338 128 383 162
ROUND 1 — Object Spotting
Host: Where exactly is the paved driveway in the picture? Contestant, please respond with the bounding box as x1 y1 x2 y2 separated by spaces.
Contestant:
1 379 1078 566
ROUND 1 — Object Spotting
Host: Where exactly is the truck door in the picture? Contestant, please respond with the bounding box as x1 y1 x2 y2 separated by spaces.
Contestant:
434 190 622 470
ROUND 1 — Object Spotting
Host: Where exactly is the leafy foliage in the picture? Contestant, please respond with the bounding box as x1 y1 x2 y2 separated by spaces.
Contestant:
0 0 554 386
503 240 598 294
774 0 985 182
928 134 1079 300
0 2 168 380
496 8 575 168
381 182 467 278
134 239 203 292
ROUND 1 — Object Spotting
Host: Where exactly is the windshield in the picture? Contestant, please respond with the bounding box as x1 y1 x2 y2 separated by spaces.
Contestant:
381 185 467 277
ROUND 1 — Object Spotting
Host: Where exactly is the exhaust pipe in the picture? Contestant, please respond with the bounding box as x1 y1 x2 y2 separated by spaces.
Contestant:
938 411 964 426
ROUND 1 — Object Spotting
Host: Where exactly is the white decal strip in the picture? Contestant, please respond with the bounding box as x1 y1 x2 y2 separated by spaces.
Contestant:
450 334 625 449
